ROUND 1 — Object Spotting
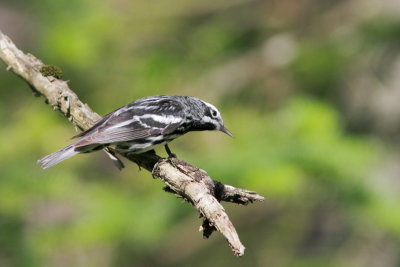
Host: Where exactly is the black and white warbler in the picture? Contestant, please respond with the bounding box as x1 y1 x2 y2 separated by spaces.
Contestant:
38 95 232 169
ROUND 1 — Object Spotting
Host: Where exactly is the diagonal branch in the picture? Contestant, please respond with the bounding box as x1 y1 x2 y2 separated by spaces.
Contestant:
0 30 264 256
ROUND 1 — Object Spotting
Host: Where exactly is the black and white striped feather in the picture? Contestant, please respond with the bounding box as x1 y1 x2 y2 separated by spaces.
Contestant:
38 95 232 169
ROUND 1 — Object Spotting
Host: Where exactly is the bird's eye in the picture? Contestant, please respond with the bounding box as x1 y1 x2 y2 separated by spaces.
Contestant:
211 109 218 118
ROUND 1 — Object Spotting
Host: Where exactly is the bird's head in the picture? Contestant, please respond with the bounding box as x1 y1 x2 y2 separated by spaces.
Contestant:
201 101 233 137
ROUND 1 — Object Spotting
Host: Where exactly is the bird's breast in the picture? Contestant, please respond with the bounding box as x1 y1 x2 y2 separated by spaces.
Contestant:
115 134 180 154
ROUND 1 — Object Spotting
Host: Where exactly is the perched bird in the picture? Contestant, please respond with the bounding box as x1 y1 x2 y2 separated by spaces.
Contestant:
38 95 232 169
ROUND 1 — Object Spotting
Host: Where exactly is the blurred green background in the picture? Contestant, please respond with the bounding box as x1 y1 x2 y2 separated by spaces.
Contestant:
1 0 400 266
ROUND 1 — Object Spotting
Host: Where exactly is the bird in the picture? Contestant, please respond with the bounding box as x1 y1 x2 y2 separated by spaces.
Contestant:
38 95 233 169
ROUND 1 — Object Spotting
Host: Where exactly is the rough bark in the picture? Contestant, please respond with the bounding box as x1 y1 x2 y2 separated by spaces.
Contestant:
0 30 264 256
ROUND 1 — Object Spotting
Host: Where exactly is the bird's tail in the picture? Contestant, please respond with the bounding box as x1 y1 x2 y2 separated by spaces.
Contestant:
37 143 80 169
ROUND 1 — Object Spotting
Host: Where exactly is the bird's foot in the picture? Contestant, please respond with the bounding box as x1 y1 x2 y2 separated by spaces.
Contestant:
164 144 177 158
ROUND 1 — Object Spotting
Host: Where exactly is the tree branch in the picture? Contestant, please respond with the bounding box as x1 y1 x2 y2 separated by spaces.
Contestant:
0 30 264 256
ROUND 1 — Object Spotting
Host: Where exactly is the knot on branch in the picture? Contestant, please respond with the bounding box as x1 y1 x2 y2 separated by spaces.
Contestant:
152 157 264 256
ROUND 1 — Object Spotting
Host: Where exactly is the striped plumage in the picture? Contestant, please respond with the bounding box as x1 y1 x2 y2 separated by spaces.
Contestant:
38 95 232 169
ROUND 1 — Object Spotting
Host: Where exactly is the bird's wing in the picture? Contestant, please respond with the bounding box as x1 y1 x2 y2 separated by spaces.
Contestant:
74 98 185 147
70 110 117 139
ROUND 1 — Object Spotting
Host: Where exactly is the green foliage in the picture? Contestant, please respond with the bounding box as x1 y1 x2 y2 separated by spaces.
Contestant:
1 0 400 266
360 17 400 45
292 43 347 96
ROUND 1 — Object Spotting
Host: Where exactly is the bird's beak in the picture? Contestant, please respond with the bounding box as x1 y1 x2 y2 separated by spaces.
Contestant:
220 125 233 137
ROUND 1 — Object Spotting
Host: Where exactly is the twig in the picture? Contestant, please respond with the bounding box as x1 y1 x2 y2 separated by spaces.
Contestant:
0 29 264 256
